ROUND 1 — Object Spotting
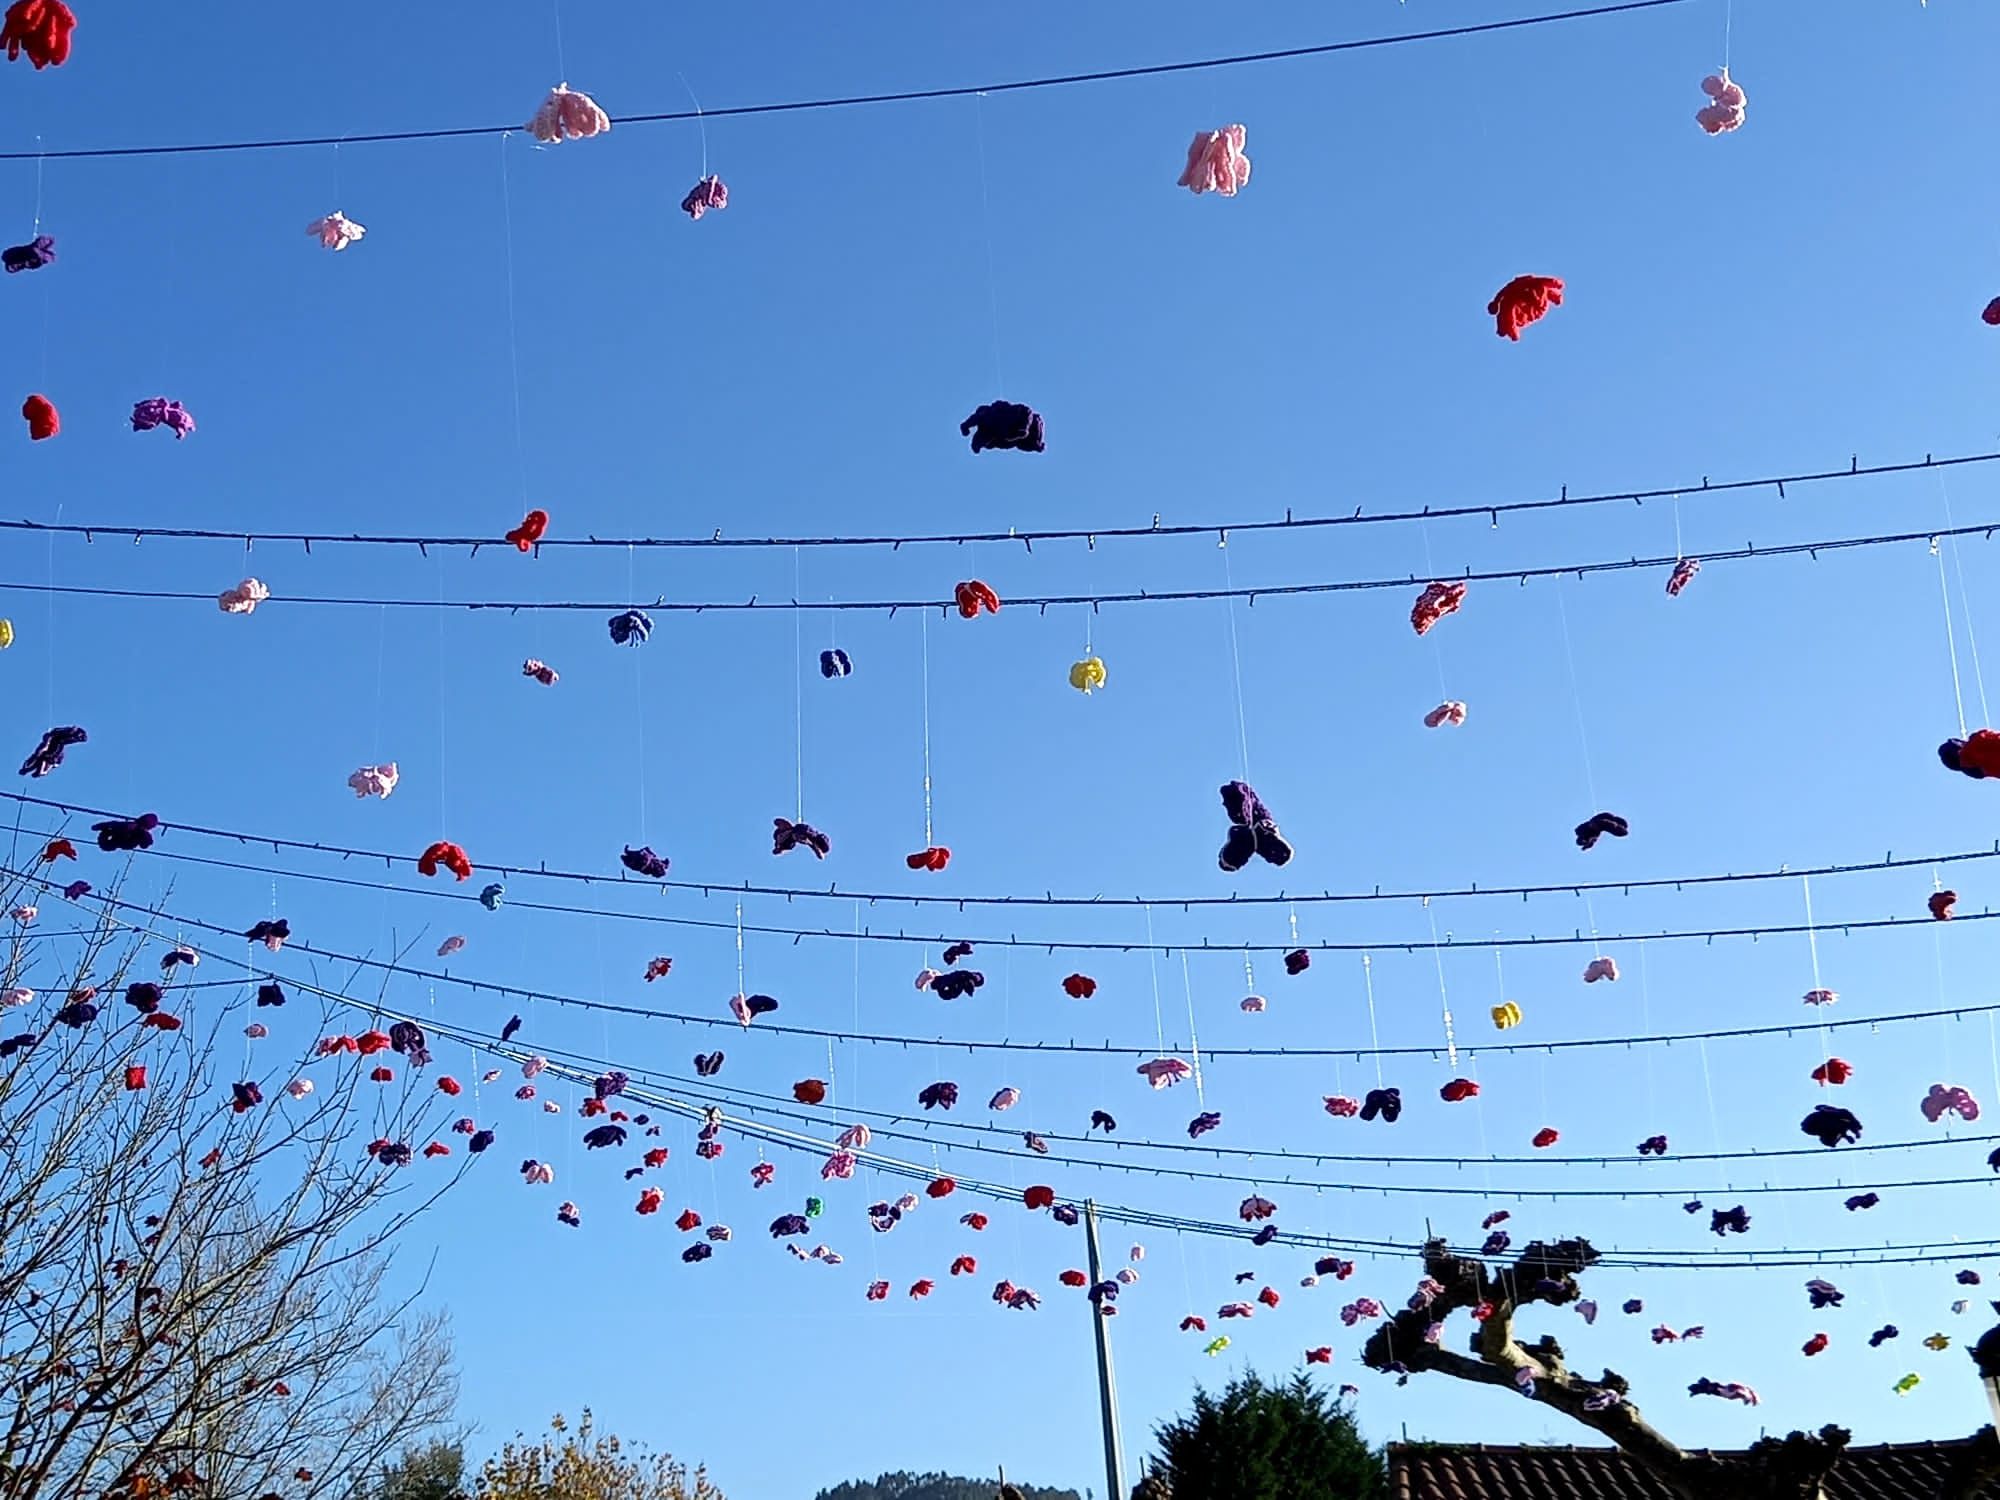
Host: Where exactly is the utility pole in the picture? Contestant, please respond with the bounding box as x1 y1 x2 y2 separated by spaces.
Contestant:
1084 1199 1128 1500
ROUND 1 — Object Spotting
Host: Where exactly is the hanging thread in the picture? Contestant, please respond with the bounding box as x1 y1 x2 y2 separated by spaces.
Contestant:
1939 476 1990 726
919 609 935 846
1220 542 1252 782
435 560 449 834
1554 585 1603 810
1696 1037 1727 1153
1555 585 1611 956
674 73 710 179
370 604 389 762
1180 949 1206 1102
1360 955 1385 1088
1931 864 1956 1094
1419 526 1452 702
1935 534 1970 740
630 545 647 835
735 901 746 1002
794 547 805 822
970 94 1006 393
497 133 531 511
1800 874 1834 1068
1425 902 1460 1067
1145 905 1168 1058
1635 941 1660 1123
1463 1047 1493 1197
43 505 59 725
848 899 862 1105
1988 1011 1999 1121
33 137 49 387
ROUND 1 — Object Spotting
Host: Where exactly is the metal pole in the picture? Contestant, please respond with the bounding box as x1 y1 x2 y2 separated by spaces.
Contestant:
1084 1199 1128 1500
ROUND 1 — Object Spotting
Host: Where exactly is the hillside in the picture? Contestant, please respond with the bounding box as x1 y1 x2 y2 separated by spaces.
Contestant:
813 1471 1084 1500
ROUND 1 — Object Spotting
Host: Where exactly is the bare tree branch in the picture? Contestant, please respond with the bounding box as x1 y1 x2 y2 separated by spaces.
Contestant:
1360 1238 1854 1500
0 870 466 1500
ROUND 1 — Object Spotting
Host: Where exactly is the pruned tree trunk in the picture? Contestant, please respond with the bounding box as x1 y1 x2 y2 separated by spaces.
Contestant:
1358 1237 1862 1500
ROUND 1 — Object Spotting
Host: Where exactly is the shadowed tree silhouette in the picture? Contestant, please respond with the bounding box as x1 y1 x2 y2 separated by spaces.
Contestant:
1143 1370 1382 1500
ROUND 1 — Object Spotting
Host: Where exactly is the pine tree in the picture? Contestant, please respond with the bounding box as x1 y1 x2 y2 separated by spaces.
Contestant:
376 1441 469 1500
1149 1372 1383 1500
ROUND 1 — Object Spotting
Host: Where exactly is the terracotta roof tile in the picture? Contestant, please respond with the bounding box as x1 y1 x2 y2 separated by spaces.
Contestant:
1390 1440 1998 1500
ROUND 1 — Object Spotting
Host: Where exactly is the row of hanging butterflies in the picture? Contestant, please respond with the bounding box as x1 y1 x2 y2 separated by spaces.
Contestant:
293 995 1998 1400
8 0 1994 1404
17 764 1994 1395
25 791 1994 1177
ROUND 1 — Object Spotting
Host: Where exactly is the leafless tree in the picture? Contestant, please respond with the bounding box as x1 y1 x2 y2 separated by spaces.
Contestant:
0 859 466 1500
1359 1236 1998 1500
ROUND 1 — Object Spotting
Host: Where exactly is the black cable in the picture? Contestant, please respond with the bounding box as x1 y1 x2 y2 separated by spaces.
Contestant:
76 899 1986 1270
10 810 1986 957
499 1040 2000 1172
58 827 2000 956
1095 1201 1998 1271
410 1004 2000 1180
250 971 2000 1256
26 871 2000 1062
536 1064 1997 1201
508 1050 2000 1270
478 1051 2000 1201
13 788 1989 914
0 1 1688 163
5 516 1990 615
6 448 1980 557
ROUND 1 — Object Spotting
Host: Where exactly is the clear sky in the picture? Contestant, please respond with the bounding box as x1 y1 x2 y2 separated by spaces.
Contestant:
5 2 2000 1495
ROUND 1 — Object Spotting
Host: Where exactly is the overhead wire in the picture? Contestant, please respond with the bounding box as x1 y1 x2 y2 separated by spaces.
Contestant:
0 1 1691 163
7 515 2000 615
419 1024 2000 1204
0 449 1979 557
417 1017 2000 1174
310 1022 2000 1267
9 0 1988 1298
541 1088 2000 1267
17 869 2000 1062
11 788 1992 914
9 817 1994 956
530 1052 2000 1268
24 891 1990 1272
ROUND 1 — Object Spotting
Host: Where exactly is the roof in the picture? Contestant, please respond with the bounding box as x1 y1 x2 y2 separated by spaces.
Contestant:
1388 1439 1998 1500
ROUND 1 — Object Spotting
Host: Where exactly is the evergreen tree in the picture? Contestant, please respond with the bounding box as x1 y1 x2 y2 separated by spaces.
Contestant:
375 1441 469 1500
1148 1372 1384 1500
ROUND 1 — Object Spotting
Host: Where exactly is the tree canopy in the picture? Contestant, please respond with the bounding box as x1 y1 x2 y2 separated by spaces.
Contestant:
0 896 461 1500
1148 1371 1384 1500
375 1440 470 1500
474 1412 723 1500
813 1474 1079 1500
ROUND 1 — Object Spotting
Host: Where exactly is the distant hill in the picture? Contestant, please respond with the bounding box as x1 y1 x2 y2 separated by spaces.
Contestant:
813 1472 1084 1500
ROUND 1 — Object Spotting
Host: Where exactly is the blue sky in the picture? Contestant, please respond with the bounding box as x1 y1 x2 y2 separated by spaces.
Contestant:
5 1 2000 1494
